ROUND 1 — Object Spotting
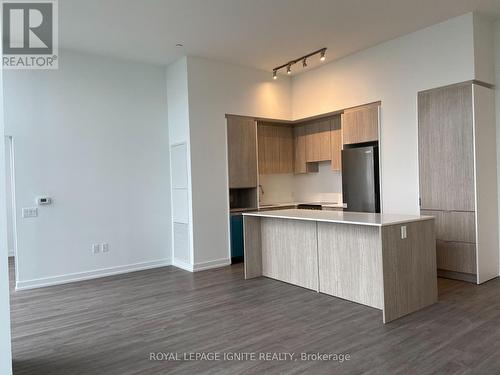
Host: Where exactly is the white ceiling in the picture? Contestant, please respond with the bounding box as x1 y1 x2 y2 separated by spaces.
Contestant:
59 0 500 74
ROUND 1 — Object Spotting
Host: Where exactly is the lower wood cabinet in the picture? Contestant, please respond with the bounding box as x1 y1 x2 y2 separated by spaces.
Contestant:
436 240 476 275
421 209 477 278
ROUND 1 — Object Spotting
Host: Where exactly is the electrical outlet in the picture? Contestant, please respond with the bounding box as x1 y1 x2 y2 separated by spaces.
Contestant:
401 225 407 239
102 243 109 253
92 244 101 254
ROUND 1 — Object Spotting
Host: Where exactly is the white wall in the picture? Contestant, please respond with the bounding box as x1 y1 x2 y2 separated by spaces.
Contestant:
4 137 15 257
185 56 291 265
473 13 495 84
0 56 13 375
3 50 171 289
292 13 476 214
495 20 500 256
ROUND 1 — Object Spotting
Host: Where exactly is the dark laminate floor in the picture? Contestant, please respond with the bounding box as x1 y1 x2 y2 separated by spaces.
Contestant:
8 257 500 375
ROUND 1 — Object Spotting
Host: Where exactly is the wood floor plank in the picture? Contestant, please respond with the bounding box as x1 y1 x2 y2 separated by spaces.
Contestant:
7 258 500 374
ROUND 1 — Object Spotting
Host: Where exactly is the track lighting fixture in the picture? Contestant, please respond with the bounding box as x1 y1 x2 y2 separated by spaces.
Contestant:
272 48 327 79
320 49 326 61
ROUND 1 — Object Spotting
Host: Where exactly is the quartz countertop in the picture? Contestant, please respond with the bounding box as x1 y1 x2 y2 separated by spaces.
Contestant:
258 201 346 209
243 209 434 227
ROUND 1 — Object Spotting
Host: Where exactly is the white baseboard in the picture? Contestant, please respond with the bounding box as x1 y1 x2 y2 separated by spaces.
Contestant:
8 249 14 257
16 258 172 291
172 257 231 272
172 257 194 272
193 258 231 271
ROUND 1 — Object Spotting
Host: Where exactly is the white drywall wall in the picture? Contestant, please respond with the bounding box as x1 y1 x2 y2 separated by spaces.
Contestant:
3 50 171 288
291 13 476 214
0 59 13 375
473 13 495 84
4 137 15 257
185 56 291 265
495 20 500 271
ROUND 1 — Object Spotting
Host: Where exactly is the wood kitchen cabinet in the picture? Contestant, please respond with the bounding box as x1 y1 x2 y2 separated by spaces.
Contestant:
330 115 342 171
258 122 294 174
293 125 318 174
227 115 258 188
418 82 499 284
305 119 331 162
342 103 379 145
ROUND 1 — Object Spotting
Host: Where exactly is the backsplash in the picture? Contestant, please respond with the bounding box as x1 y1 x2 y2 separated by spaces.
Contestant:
259 161 343 204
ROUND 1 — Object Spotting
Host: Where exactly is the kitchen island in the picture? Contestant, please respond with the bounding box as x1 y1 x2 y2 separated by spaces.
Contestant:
243 209 437 323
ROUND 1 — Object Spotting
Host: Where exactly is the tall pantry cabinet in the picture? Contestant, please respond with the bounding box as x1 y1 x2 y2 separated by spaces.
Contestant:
418 81 499 284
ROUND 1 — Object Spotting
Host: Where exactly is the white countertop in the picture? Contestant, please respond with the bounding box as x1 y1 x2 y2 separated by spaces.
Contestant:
259 201 347 209
243 209 434 227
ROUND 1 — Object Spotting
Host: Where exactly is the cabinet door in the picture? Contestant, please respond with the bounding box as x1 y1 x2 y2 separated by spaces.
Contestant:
230 215 244 259
342 104 379 145
330 116 342 171
305 119 331 162
277 126 294 173
227 116 257 188
294 125 307 174
418 84 474 211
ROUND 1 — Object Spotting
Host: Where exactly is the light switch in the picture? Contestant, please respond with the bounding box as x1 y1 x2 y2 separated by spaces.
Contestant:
92 244 100 254
22 207 38 218
401 225 407 239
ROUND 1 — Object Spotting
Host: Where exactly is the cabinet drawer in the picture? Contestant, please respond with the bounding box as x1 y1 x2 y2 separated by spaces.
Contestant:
436 240 476 274
421 210 475 243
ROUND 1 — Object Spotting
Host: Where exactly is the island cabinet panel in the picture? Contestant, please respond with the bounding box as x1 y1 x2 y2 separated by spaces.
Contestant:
260 218 318 291
293 125 318 174
227 116 258 188
305 119 331 162
317 222 384 309
380 219 437 323
330 115 342 171
342 103 379 145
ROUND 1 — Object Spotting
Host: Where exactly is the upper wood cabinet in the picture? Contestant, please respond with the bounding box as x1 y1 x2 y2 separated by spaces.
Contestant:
258 122 294 174
227 116 258 188
418 84 474 211
305 119 331 162
330 115 342 171
342 103 379 145
294 125 318 174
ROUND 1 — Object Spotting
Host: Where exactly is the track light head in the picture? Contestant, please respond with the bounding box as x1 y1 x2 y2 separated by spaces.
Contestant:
320 49 326 61
287 64 291 74
302 58 307 68
273 70 277 80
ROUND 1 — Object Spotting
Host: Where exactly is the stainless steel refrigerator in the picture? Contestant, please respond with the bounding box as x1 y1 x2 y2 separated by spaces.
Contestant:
341 144 380 213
